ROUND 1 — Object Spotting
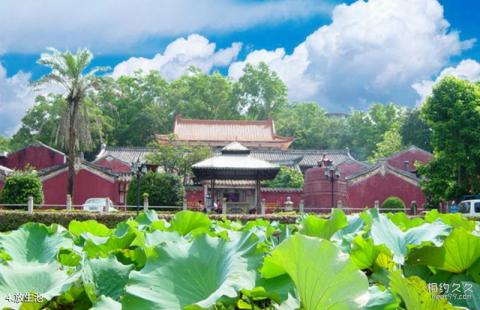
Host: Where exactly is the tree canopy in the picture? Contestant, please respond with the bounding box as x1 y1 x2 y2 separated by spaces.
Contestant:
419 77 480 204
0 136 10 153
146 135 212 183
263 167 304 188
10 51 433 163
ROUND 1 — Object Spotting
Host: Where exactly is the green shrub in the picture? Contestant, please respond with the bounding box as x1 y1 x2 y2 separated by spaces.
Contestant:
127 172 185 206
0 170 44 205
382 196 406 210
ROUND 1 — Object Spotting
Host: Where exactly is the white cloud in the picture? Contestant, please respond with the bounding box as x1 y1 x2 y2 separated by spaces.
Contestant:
0 64 36 136
111 34 242 79
229 0 474 111
0 0 332 54
412 59 480 103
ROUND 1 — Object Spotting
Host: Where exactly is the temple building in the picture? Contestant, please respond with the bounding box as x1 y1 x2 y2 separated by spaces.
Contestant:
156 115 294 150
0 116 434 212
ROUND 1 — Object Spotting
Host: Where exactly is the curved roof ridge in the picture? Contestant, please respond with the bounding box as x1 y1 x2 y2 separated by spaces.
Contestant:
388 145 433 159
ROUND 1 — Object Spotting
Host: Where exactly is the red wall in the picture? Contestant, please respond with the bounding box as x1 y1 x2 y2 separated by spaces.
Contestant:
1 145 65 170
261 190 303 212
95 157 131 173
185 187 303 211
42 169 119 206
347 171 426 210
186 188 204 209
388 149 433 172
337 161 368 178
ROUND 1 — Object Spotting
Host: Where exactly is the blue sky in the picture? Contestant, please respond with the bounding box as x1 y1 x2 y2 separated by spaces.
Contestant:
0 0 479 135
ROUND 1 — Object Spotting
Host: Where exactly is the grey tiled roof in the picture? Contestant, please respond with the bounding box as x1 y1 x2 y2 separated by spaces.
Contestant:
250 149 353 168
98 146 355 169
97 147 156 164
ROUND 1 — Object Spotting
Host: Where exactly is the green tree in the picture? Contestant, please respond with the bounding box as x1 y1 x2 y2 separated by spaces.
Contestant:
10 94 64 150
36 48 107 196
400 108 432 152
167 68 240 120
263 167 304 188
0 136 10 153
234 62 287 120
127 172 184 206
0 171 44 206
370 125 403 162
10 94 110 156
275 102 329 149
420 77 480 203
146 135 212 183
96 71 170 146
347 103 405 160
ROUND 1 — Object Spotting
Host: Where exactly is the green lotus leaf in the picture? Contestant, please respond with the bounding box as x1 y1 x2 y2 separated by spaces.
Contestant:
83 222 137 258
388 270 455 310
256 274 295 304
424 209 475 231
467 258 480 282
387 212 424 231
0 262 79 309
143 230 183 248
261 234 369 309
299 208 348 240
408 227 480 273
276 293 301 310
463 281 480 310
122 231 260 309
135 210 159 227
0 222 73 264
58 248 82 267
370 209 451 264
364 285 398 310
114 247 147 269
168 210 212 236
68 220 111 239
91 295 121 310
331 214 365 251
350 236 379 270
82 256 133 303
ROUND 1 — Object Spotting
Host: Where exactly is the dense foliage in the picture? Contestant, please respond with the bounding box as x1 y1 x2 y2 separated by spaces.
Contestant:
0 209 477 309
382 196 406 210
420 77 480 205
10 49 430 161
146 135 212 183
263 167 304 188
0 136 10 153
126 172 185 206
0 171 44 205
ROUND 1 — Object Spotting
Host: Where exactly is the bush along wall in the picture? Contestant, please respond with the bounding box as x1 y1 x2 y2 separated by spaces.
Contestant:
0 170 44 206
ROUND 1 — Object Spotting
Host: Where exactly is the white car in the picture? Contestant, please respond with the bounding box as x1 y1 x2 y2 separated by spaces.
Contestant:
457 199 480 217
82 198 117 212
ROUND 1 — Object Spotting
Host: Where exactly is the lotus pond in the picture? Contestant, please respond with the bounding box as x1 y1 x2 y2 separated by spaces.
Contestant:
0 209 478 309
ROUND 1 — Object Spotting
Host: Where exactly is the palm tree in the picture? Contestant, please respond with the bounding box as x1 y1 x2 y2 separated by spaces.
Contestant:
36 48 107 198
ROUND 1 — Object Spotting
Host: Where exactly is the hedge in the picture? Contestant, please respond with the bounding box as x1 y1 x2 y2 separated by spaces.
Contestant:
0 210 301 232
0 210 476 232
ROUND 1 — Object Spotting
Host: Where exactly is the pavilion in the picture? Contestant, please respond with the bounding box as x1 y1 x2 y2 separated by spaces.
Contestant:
192 142 280 212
